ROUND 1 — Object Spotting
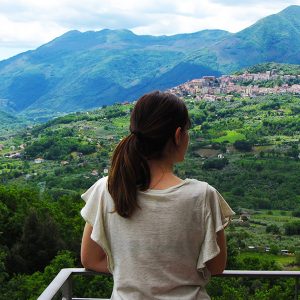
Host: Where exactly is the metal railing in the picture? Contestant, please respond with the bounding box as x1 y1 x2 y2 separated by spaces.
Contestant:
38 268 300 300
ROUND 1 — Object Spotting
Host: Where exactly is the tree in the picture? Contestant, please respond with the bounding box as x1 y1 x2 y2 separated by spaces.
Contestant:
232 187 245 196
233 140 252 152
0 249 8 284
0 251 76 300
266 224 280 234
284 221 300 235
202 158 229 170
292 210 300 218
8 209 65 274
295 251 300 265
270 244 280 255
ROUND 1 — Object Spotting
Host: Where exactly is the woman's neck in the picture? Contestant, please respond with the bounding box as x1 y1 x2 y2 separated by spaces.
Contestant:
147 159 182 190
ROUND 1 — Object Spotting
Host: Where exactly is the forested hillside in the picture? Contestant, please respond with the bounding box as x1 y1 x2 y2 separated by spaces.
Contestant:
0 77 299 298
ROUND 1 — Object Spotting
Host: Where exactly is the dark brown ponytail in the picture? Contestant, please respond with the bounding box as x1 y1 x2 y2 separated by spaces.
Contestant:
107 134 150 218
108 91 191 218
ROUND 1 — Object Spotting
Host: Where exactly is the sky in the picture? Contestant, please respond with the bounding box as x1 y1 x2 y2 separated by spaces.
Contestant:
1 0 300 60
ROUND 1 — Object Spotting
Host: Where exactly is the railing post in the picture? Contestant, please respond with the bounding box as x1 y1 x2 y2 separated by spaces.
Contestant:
61 276 73 300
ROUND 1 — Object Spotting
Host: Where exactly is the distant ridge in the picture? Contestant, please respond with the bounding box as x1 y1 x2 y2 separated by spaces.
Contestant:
0 5 300 119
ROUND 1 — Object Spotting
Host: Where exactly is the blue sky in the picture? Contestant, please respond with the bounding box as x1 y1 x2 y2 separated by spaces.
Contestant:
0 0 300 60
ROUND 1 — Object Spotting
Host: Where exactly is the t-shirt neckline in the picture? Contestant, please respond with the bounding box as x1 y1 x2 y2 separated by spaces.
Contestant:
139 179 190 194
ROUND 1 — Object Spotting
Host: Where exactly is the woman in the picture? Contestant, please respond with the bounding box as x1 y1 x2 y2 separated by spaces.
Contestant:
81 91 235 299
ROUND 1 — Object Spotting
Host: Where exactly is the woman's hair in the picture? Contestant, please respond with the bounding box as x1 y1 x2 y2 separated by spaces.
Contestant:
107 91 191 218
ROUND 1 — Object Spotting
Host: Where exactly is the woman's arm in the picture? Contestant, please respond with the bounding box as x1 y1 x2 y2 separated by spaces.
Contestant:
205 229 227 275
81 223 110 273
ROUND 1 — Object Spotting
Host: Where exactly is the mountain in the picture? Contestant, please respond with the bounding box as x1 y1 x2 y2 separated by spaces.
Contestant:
0 29 228 119
0 5 300 119
210 5 300 71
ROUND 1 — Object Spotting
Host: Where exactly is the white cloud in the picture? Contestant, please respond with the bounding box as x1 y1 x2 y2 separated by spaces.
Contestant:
211 0 300 6
0 0 300 60
0 16 64 45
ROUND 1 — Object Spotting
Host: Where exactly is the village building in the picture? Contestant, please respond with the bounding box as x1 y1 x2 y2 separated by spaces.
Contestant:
34 158 45 164
25 174 32 180
166 70 300 100
91 170 99 176
239 212 251 222
4 152 21 159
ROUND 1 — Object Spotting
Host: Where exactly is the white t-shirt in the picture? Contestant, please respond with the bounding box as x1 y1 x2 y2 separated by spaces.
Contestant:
81 177 235 300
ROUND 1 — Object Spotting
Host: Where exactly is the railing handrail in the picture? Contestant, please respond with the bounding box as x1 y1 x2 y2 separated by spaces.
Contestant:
38 268 111 300
217 269 300 277
38 268 300 300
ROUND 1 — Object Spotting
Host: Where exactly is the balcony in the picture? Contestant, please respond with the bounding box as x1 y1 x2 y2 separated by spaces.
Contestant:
38 268 300 300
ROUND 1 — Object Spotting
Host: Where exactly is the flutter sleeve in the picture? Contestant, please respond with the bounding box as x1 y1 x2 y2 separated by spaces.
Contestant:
80 177 114 272
197 184 235 271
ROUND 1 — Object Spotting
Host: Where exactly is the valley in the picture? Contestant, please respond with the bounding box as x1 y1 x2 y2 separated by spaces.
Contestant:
0 65 299 299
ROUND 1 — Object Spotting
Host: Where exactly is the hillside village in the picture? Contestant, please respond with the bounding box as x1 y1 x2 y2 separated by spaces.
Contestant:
168 70 300 101
1 69 300 161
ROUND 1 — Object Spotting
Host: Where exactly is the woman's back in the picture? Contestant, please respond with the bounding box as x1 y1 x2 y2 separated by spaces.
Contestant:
81 176 234 299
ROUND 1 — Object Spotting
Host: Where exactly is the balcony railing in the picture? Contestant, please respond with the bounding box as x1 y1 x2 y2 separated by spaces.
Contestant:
38 268 300 300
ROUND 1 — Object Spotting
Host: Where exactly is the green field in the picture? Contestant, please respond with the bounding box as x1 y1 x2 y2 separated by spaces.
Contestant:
212 130 246 143
237 252 298 270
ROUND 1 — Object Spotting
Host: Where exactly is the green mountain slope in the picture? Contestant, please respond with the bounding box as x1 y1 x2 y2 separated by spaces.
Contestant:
0 6 300 118
236 62 300 75
190 5 300 73
1 91 299 211
0 110 26 136
0 29 228 118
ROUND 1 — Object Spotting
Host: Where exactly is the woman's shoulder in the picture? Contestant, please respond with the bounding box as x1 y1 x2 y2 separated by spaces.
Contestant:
81 176 109 202
94 176 108 188
182 179 222 204
90 176 109 190
184 178 210 190
186 178 218 192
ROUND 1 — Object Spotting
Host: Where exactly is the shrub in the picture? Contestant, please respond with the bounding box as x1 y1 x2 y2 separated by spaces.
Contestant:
233 140 253 152
284 221 300 235
202 158 229 170
292 210 300 218
266 224 280 234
